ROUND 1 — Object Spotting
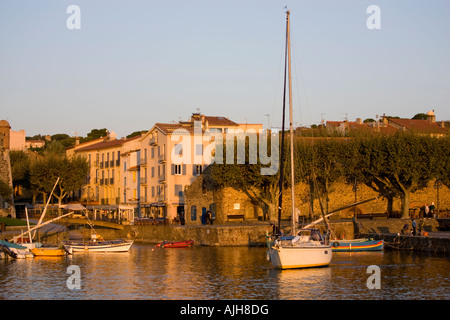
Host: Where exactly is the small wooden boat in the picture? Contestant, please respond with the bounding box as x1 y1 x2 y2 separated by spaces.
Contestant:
62 236 134 254
0 240 34 259
331 238 384 252
156 240 194 248
31 246 67 257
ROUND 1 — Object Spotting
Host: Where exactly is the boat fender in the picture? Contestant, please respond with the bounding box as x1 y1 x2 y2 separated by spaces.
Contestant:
333 242 339 248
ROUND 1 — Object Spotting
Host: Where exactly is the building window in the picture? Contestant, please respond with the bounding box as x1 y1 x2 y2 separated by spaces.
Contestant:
171 164 185 175
152 186 155 197
191 206 197 221
151 167 154 178
175 184 183 197
174 143 182 156
194 165 203 176
195 144 203 156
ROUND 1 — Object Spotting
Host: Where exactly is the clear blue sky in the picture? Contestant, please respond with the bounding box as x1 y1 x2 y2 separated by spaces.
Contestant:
1 0 449 138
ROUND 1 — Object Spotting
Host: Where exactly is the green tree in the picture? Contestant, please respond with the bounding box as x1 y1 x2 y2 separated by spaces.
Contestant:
356 134 435 219
29 155 89 209
412 113 427 120
208 131 281 221
431 135 450 188
349 136 397 215
10 150 31 191
81 128 108 143
0 180 12 199
294 138 348 218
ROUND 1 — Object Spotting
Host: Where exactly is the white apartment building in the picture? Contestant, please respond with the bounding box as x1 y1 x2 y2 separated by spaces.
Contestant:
67 113 262 224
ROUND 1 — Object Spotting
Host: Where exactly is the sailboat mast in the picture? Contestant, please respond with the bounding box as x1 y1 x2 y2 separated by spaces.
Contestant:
287 10 297 235
277 10 290 234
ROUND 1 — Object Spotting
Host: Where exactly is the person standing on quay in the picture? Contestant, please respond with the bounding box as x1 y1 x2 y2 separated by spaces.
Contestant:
411 218 417 236
418 217 425 236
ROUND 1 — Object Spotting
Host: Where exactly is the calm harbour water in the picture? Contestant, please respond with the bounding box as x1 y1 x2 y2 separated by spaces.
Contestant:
1 244 448 300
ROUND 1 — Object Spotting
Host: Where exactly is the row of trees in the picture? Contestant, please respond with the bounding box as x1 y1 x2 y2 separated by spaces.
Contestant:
10 149 89 210
208 132 450 220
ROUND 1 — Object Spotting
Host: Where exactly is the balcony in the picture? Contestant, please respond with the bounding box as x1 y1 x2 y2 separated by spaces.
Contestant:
140 177 147 185
158 155 166 164
140 158 148 166
158 174 166 184
149 136 158 146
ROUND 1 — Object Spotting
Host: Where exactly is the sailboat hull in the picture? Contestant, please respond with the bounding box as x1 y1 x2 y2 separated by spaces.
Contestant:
63 240 133 253
31 247 66 256
269 245 332 269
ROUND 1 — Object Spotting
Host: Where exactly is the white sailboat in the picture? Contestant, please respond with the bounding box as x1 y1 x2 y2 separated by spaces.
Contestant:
268 10 332 269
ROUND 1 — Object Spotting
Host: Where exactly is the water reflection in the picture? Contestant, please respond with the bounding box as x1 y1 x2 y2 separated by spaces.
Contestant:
1 244 448 300
271 267 332 300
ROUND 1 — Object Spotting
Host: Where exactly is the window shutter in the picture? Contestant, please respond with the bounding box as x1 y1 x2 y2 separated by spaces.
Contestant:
171 164 175 175
182 164 186 175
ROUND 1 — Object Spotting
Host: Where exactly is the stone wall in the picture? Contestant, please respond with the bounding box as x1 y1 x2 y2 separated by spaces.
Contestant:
0 123 15 217
17 219 441 247
283 180 450 220
186 170 450 225
185 174 264 225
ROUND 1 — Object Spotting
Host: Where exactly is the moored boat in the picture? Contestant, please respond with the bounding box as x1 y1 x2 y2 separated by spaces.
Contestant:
266 10 333 270
156 240 194 248
331 238 384 252
0 240 34 259
62 234 134 254
268 229 332 269
31 246 67 257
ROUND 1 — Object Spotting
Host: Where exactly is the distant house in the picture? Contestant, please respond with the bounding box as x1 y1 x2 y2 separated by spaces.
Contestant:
383 110 447 137
326 110 447 137
326 118 397 136
25 140 46 149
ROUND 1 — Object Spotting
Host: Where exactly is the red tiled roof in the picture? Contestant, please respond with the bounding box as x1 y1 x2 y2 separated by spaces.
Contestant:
204 116 239 127
74 135 141 152
154 123 199 134
388 118 447 133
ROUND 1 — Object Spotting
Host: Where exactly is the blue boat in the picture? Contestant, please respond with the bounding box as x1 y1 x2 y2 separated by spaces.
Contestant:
331 238 384 252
